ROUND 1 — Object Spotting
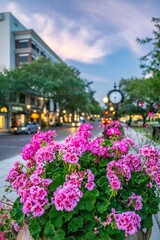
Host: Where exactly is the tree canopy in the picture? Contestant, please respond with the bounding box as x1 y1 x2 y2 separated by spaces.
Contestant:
0 58 102 123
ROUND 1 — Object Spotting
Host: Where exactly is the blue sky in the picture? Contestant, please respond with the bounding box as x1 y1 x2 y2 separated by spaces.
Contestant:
1 0 160 105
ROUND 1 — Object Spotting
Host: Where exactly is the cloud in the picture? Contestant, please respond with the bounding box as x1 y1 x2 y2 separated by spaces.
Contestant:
1 1 113 63
1 0 157 63
75 0 155 56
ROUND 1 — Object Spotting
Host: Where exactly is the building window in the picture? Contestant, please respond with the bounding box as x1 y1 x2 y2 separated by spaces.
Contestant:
19 94 25 104
19 54 29 63
31 97 35 105
9 93 16 103
32 42 36 50
37 99 41 107
19 40 29 48
31 55 36 61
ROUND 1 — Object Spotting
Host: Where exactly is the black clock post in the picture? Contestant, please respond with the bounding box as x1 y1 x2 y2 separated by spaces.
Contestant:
107 83 123 120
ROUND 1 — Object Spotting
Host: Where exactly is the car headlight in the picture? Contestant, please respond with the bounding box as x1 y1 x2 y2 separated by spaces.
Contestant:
72 122 76 126
38 126 41 130
77 123 81 126
14 127 18 131
21 127 26 130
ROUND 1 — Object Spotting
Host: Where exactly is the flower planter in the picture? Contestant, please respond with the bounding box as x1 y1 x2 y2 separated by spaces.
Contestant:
126 228 152 240
17 223 33 240
17 225 152 240
1 122 160 240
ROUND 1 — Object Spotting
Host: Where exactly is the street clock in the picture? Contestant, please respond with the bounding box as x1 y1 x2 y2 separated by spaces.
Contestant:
108 83 123 104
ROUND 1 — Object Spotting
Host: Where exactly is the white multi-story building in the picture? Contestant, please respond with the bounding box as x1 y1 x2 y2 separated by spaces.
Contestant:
0 12 62 130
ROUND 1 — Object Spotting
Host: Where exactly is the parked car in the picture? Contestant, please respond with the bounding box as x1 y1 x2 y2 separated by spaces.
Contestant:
13 122 41 134
71 121 82 127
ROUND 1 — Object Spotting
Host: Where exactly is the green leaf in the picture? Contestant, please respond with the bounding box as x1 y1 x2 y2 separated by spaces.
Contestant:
85 220 96 230
53 216 63 228
10 197 25 224
97 176 108 187
86 231 96 240
63 211 74 221
91 188 99 197
76 229 87 239
66 236 76 240
51 229 65 240
80 210 94 220
38 212 48 226
49 205 63 219
68 217 84 232
49 174 65 192
96 200 110 213
29 218 41 240
143 216 153 229
44 222 55 236
99 236 111 240
77 191 97 211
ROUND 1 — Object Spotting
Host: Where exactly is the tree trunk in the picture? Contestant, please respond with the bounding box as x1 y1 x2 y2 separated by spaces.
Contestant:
142 114 147 127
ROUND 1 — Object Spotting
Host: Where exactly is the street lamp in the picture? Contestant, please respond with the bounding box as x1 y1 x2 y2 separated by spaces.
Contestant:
103 96 109 106
26 104 31 121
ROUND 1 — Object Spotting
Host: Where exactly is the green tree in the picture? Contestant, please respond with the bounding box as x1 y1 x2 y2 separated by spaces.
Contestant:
119 77 157 126
0 57 102 128
0 69 27 130
137 17 160 102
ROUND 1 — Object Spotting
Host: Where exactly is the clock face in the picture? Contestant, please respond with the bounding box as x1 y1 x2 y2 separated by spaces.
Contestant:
108 90 123 104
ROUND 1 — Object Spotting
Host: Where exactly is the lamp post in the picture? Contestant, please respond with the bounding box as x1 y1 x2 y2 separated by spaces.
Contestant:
102 96 109 137
26 104 31 122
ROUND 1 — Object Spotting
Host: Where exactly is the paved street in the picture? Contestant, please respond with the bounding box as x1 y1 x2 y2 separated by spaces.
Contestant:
0 122 102 161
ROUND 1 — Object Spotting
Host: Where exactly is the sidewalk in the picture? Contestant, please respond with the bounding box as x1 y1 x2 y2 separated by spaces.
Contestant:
0 155 23 201
123 125 160 240
0 128 10 136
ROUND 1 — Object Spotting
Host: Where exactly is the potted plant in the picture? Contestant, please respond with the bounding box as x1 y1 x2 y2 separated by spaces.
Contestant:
0 121 160 239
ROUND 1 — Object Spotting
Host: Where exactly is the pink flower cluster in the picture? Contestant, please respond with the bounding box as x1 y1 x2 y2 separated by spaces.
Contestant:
138 101 144 107
6 131 61 217
52 170 95 211
112 209 141 236
139 145 160 185
106 153 142 189
59 124 93 164
106 127 121 138
88 137 109 158
6 161 52 217
0 232 7 240
105 209 141 236
108 120 122 128
106 160 131 189
112 137 135 157
21 130 58 161
153 103 159 110
128 193 143 210
148 112 154 117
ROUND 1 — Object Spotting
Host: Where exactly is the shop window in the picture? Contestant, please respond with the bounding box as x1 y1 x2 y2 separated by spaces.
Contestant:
0 107 7 112
37 99 41 107
0 116 5 128
31 97 35 105
19 94 25 104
